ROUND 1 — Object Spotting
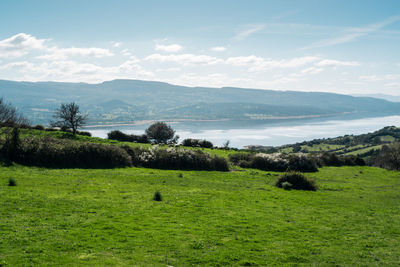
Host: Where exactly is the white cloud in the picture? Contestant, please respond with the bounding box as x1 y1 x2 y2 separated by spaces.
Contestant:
155 44 183 53
0 33 46 58
121 49 131 56
225 56 319 71
145 53 222 65
210 46 226 52
302 15 400 50
301 67 324 75
233 24 265 41
315 59 359 67
0 61 35 70
37 47 114 60
156 67 181 72
113 42 121 48
360 74 400 82
385 82 400 88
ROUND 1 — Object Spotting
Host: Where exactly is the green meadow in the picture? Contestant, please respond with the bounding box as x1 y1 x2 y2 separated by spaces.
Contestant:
1 164 400 266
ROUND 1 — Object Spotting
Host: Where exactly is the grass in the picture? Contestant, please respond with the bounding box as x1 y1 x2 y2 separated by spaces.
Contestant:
1 164 400 266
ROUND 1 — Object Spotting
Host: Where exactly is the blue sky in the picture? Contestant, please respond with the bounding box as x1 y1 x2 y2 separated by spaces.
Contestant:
0 0 400 95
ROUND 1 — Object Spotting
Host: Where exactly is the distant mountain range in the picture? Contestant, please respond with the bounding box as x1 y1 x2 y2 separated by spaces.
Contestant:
353 94 400 102
1 79 400 126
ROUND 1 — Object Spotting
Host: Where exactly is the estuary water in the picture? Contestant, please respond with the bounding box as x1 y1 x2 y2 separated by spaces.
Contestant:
86 115 400 148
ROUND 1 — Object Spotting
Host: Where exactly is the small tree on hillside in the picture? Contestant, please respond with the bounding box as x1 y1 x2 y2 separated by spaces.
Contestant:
51 102 87 135
0 97 29 127
145 122 178 144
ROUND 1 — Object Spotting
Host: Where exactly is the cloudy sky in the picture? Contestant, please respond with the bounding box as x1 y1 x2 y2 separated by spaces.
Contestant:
0 0 400 95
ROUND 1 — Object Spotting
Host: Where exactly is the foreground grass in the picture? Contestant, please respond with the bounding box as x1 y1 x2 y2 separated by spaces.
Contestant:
1 165 400 266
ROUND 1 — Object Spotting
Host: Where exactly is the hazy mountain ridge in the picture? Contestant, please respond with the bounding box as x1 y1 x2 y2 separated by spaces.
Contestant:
1 79 399 125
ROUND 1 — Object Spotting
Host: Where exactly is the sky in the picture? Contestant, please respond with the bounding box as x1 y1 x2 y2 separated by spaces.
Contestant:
0 0 400 95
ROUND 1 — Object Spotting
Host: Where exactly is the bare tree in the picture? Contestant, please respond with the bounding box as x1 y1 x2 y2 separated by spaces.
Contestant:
0 97 29 127
51 102 88 135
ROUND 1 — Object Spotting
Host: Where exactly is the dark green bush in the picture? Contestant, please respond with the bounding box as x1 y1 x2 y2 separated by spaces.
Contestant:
282 181 292 190
182 138 213 148
8 178 17 186
229 152 318 172
229 152 254 164
5 136 132 169
33 124 45 130
153 191 162 201
276 172 317 191
310 152 365 167
76 131 92 137
107 130 149 143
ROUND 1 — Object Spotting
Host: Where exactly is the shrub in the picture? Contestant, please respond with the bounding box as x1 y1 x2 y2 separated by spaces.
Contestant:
182 138 213 148
4 136 132 169
374 143 400 170
229 152 254 164
282 181 292 190
33 124 45 131
107 130 149 143
153 191 162 201
309 152 365 167
229 152 318 172
76 131 92 137
287 154 318 172
122 145 229 171
8 178 17 186
145 122 178 144
276 172 317 191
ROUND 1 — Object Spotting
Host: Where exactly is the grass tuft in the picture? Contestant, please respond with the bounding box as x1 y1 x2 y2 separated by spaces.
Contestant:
276 171 317 191
8 178 17 186
153 191 162 201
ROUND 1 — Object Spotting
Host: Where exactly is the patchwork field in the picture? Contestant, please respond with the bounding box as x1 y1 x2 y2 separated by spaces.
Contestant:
1 165 400 266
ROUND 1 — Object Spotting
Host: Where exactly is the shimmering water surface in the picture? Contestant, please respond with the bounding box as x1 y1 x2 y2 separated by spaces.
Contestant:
86 115 400 148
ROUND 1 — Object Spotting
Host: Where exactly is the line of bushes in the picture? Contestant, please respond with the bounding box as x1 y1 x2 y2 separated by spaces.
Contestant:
309 152 365 167
182 138 213 148
1 135 132 168
122 145 229 171
30 124 92 136
0 129 229 171
107 130 149 143
229 151 365 172
229 152 318 172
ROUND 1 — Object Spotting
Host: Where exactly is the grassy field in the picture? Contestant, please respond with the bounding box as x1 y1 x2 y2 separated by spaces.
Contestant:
1 164 400 266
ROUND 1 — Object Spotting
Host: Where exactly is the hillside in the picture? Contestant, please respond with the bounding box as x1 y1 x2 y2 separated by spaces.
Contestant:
1 79 400 125
259 126 400 162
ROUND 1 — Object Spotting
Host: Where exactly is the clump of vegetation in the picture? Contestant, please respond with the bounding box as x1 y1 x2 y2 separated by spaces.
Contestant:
310 152 365 167
8 178 17 186
107 130 149 143
281 181 292 190
1 136 132 169
276 172 317 191
182 138 213 148
123 145 229 171
153 191 162 201
145 122 179 144
229 152 318 172
374 143 400 170
33 124 45 131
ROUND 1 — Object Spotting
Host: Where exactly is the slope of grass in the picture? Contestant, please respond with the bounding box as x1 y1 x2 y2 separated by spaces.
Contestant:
1 165 400 266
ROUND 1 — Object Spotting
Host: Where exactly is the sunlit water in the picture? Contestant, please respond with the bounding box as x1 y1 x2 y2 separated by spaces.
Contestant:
86 115 400 148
